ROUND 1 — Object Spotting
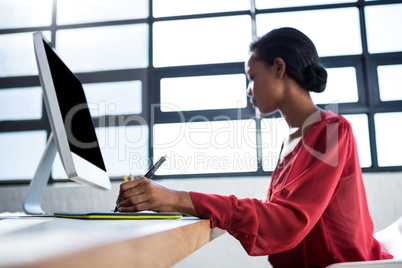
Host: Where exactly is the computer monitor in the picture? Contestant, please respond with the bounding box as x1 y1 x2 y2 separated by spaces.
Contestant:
24 32 111 215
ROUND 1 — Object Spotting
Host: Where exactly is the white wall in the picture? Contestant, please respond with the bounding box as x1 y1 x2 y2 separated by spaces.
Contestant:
1 172 401 267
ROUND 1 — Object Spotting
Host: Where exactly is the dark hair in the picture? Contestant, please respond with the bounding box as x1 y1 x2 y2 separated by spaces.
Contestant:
250 27 327 93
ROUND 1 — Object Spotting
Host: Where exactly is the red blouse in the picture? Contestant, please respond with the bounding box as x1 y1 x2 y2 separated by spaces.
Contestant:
190 111 393 267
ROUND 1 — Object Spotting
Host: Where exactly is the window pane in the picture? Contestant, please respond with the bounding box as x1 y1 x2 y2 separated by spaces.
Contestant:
0 0 52 30
0 32 37 77
0 31 51 77
343 114 371 168
0 131 47 180
256 8 361 57
153 16 252 67
365 4 402 53
311 67 358 104
153 0 249 17
56 24 148 72
261 118 289 171
377 65 402 102
83 81 142 117
53 126 149 178
256 0 356 9
374 112 402 167
153 120 257 175
0 87 42 120
57 0 148 25
160 74 247 112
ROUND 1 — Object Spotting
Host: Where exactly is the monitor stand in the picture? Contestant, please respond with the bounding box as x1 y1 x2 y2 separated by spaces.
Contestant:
23 133 57 215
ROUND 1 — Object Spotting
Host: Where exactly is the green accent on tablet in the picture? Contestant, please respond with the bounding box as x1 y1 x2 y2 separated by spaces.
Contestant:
54 212 182 220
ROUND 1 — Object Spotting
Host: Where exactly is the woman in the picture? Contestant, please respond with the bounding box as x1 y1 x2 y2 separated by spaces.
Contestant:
116 27 392 267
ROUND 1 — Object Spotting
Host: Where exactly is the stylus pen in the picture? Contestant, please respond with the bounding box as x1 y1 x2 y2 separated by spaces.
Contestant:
114 155 167 212
144 155 167 179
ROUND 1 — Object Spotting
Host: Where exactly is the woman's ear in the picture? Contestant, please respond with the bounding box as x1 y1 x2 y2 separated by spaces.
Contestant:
273 57 286 79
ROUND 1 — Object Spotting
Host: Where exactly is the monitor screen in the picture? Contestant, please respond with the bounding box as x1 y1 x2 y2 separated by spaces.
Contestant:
42 39 106 172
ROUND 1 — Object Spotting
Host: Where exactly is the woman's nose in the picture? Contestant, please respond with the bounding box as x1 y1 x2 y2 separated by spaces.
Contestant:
247 82 253 96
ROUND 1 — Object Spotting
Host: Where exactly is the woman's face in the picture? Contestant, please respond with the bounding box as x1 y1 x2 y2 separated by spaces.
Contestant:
245 54 285 115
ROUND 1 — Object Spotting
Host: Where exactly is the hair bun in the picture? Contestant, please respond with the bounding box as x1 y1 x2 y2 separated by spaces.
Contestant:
303 64 327 93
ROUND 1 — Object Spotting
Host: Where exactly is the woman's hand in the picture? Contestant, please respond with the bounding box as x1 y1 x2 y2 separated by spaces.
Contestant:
116 177 198 216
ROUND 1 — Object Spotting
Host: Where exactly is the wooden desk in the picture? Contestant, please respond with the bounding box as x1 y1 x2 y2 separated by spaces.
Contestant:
0 216 225 268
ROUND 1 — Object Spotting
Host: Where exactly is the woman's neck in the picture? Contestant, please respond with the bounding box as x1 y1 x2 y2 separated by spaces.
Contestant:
279 83 322 139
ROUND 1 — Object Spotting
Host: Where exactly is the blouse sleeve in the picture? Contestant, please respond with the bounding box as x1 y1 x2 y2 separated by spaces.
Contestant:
190 118 353 256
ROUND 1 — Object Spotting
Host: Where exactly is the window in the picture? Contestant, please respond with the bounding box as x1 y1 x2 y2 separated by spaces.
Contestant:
1 0 402 183
343 114 371 168
0 131 47 180
365 4 402 53
311 67 359 104
0 32 45 77
160 74 247 112
153 0 249 17
56 0 148 25
0 87 42 121
256 8 362 57
84 81 143 117
0 0 53 29
374 113 402 167
153 120 257 175
153 16 251 67
377 65 402 102
256 0 357 9
56 25 149 72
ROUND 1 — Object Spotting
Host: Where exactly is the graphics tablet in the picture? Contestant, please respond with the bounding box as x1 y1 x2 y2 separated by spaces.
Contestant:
54 211 183 220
